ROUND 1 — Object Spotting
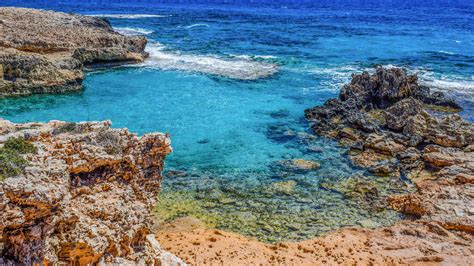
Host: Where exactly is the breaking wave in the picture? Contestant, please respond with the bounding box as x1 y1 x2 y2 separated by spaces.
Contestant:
310 65 364 91
114 27 153 36
310 64 474 100
140 43 278 80
87 14 170 19
417 71 474 100
229 54 278 60
184 23 209 29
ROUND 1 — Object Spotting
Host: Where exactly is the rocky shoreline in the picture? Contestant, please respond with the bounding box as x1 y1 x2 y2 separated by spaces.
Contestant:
305 67 472 182
0 7 148 98
154 68 473 265
0 6 473 266
0 7 184 265
0 120 183 265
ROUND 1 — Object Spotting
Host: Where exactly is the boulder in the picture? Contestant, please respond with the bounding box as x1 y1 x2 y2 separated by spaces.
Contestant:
385 98 423 131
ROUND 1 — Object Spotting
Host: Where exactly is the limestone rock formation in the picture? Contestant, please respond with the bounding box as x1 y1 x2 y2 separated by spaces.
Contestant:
0 7 148 97
302 67 473 264
305 67 473 180
0 119 184 265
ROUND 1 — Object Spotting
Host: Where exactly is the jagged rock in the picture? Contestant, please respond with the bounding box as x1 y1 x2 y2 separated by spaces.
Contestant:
0 119 184 265
385 98 423 131
339 68 416 108
389 194 427 218
363 134 405 156
0 8 148 97
423 145 473 168
424 114 474 148
305 66 472 180
368 161 400 177
338 67 461 110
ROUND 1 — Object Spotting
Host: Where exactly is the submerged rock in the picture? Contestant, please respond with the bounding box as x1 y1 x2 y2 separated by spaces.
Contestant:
0 8 148 97
0 119 183 265
265 180 297 196
272 159 321 175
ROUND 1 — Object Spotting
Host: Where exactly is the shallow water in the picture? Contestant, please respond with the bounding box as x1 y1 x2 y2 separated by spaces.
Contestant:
1 1 473 242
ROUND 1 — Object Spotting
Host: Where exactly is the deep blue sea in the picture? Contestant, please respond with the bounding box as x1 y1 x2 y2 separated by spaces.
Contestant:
1 0 473 242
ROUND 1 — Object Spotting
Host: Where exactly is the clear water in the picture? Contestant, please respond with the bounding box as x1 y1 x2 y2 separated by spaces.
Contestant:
1 1 473 242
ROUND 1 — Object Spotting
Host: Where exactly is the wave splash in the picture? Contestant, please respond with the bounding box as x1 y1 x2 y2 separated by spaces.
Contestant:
87 14 170 19
311 64 474 100
184 23 209 29
141 43 278 80
114 27 153 36
417 71 474 101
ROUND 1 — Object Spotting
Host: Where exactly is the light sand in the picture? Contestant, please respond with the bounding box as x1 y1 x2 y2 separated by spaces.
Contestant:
155 217 473 265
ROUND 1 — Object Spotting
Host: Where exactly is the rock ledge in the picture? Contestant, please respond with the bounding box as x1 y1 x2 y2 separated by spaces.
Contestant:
0 7 148 97
0 119 184 265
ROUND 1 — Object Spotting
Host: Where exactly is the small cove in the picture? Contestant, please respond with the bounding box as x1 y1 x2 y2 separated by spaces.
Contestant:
1 2 473 242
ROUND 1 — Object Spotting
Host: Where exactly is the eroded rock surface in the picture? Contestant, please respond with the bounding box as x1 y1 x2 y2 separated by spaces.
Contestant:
0 7 148 97
305 67 473 181
301 66 473 264
0 119 183 265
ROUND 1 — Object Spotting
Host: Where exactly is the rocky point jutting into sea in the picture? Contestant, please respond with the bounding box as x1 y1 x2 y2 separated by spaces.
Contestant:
0 7 147 97
1 6 474 266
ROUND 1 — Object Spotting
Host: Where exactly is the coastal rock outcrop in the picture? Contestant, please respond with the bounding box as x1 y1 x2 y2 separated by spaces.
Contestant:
301 66 473 264
0 7 148 97
0 119 183 265
305 67 473 180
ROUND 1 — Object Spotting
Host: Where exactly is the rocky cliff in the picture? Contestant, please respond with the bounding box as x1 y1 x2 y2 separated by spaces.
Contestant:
0 119 183 265
0 7 148 97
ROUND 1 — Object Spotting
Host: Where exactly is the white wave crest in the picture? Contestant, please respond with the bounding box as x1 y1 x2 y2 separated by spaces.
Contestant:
114 27 153 36
437 50 455 55
311 64 474 100
87 14 170 19
418 72 474 100
310 65 364 91
141 43 278 80
229 54 277 60
184 23 209 29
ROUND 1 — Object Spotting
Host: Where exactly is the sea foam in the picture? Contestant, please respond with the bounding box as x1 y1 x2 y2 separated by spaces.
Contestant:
87 14 170 19
419 74 474 100
141 43 278 80
114 27 153 36
184 23 210 29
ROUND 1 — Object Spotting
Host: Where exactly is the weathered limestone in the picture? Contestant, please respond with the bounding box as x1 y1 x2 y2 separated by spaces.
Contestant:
305 67 473 180
0 7 148 97
0 119 184 265
302 66 473 265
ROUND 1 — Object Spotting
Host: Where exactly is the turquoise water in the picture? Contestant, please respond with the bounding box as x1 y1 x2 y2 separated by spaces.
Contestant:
1 1 473 241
